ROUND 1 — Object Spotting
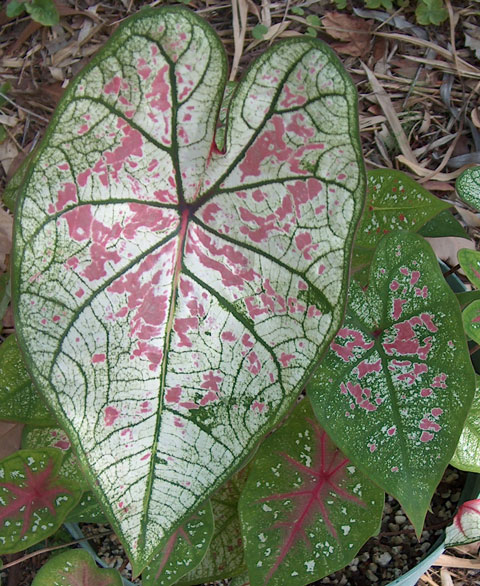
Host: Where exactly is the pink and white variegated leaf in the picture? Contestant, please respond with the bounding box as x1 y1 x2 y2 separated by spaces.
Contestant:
462 300 480 345
238 399 383 586
12 6 365 573
308 231 475 534
31 549 123 586
446 499 480 547
142 501 213 586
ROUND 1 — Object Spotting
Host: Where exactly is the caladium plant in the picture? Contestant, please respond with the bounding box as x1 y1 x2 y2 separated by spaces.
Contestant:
12 4 365 577
1 5 479 586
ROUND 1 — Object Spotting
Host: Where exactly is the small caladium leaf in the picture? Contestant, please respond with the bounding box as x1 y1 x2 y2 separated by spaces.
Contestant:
352 170 450 278
239 399 383 586
13 6 365 571
308 231 475 534
142 501 213 586
0 448 83 554
418 209 469 240
31 548 123 586
456 166 480 212
463 300 480 344
451 377 480 473
22 426 89 490
179 469 249 585
458 248 480 289
0 336 55 425
445 499 480 547
65 491 108 524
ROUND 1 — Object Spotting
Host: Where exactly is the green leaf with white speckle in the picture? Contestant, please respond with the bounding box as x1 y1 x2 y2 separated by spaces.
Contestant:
31 548 123 586
179 468 249 584
142 501 213 586
0 335 55 426
239 399 383 586
456 166 480 211
22 426 89 490
0 448 82 554
65 491 108 523
451 377 480 473
458 248 480 290
462 300 480 344
353 170 450 280
308 231 475 534
13 6 365 573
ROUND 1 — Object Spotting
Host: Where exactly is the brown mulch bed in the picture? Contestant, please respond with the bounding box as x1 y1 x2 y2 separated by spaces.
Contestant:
1 1 480 584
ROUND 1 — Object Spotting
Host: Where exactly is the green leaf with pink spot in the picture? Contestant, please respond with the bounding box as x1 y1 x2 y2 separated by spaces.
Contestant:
142 501 213 586
458 248 480 289
456 166 480 212
308 231 475 534
353 170 450 281
13 6 365 572
238 399 383 586
31 548 123 586
0 448 83 554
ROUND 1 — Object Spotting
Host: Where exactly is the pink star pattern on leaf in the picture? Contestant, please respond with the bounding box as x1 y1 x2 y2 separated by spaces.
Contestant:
0 458 69 538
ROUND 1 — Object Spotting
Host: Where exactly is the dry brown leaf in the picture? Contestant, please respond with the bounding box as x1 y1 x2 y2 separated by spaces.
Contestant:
456 206 480 229
433 553 480 569
440 567 454 586
0 139 19 176
0 421 23 460
425 236 475 270
0 207 13 257
322 12 372 57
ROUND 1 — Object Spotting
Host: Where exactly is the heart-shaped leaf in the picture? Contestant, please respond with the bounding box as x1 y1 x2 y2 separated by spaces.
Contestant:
308 231 475 533
463 300 480 344
451 377 480 473
13 6 365 571
458 248 480 289
0 336 54 426
0 448 83 554
239 399 383 586
352 169 450 279
142 501 213 586
445 499 480 547
178 469 249 585
456 166 480 211
31 549 123 586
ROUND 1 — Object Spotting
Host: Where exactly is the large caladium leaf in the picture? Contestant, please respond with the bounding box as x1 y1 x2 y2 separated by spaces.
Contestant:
142 501 213 586
308 231 475 533
239 399 383 586
0 448 83 554
31 549 123 586
352 169 450 280
12 6 365 571
456 166 480 211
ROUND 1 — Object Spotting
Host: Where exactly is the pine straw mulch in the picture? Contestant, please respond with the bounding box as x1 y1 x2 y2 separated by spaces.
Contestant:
1 0 480 584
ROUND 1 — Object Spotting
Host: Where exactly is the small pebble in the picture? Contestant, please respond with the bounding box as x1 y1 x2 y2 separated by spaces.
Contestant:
394 514 406 524
366 569 379 582
374 551 392 567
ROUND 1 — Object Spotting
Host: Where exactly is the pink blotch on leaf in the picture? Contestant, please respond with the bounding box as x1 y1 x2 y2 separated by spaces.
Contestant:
221 331 237 342
420 388 433 398
165 386 182 403
251 401 266 413
356 359 382 379
420 431 434 443
340 382 377 412
104 406 120 427
279 352 295 367
392 298 407 320
92 353 106 364
331 328 374 361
